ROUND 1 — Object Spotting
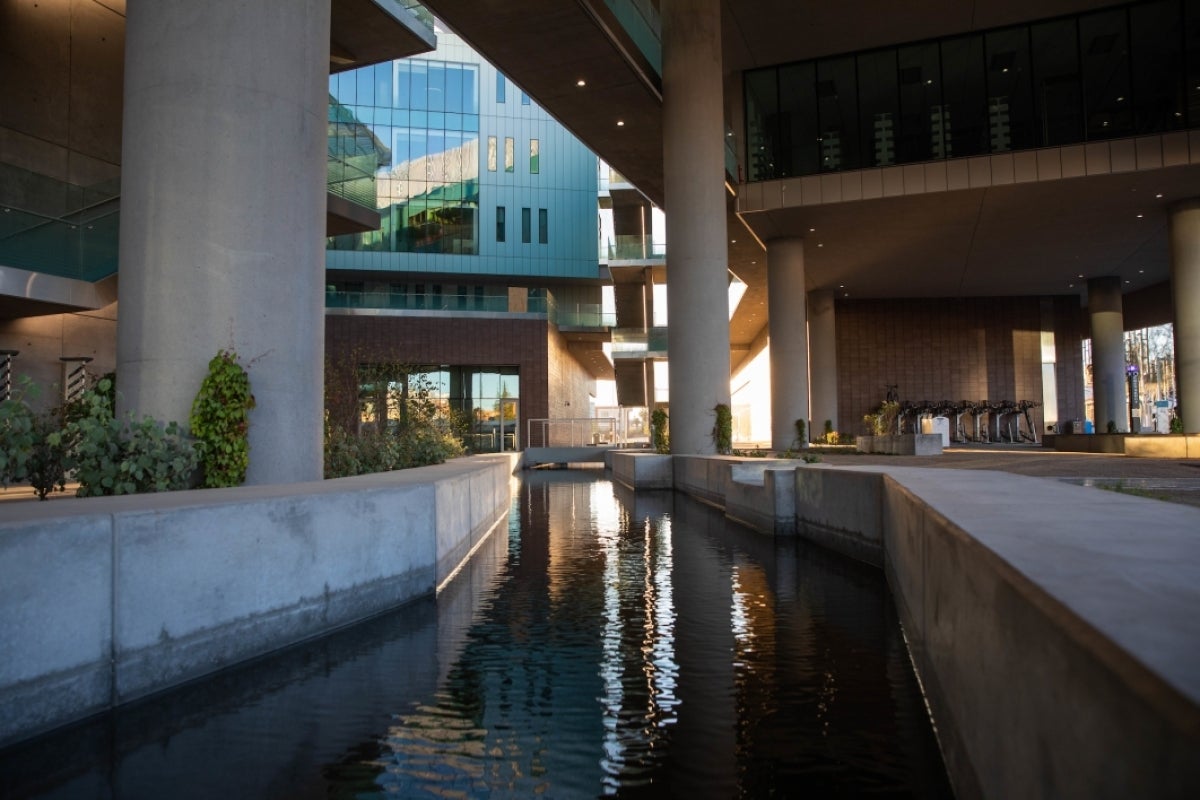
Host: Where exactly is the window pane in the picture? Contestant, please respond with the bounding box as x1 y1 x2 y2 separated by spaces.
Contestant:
940 35 989 157
985 27 1035 151
1132 0 1184 132
744 68 779 181
857 51 898 167
394 62 410 108
463 65 479 115
897 42 940 163
504 137 514 172
779 62 819 176
496 71 506 103
1032 19 1083 146
521 91 530 105
427 63 446 112
496 206 505 242
521 207 531 243
1080 9 1131 139
1188 0 1200 127
538 208 548 244
816 56 859 171
487 136 497 171
445 65 463 113
530 139 540 173
411 62 428 111
374 62 392 107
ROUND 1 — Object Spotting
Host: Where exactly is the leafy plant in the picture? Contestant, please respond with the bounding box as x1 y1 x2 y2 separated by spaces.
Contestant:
794 418 807 448
69 379 197 496
822 419 834 443
190 350 256 488
802 453 822 464
1105 419 1118 434
1169 415 1184 434
0 378 71 500
713 403 733 454
650 407 669 454
864 401 900 436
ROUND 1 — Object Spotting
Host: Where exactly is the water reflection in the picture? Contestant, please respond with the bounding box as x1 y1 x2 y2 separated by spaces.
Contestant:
0 471 950 799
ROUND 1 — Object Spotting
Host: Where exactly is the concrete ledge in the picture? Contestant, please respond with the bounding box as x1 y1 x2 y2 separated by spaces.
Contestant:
793 466 885 566
1124 434 1200 458
0 453 517 747
856 433 943 455
609 451 674 490
726 462 799 535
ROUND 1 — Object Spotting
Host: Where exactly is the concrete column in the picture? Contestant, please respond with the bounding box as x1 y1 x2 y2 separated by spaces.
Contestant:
117 0 330 484
768 238 809 450
662 0 730 454
1170 200 1200 433
1088 277 1127 433
809 289 838 439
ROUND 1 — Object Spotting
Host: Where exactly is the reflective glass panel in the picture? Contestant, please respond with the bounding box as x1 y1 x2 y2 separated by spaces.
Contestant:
940 35 988 157
816 56 859 171
897 42 941 163
1132 0 1185 132
744 69 779 180
1081 9 1131 139
779 62 819 176
1032 19 1083 146
985 27 1035 151
857 50 898 167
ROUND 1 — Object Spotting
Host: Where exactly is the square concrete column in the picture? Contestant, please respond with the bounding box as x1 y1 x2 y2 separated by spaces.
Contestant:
1170 200 1200 433
662 0 731 454
117 0 330 484
808 289 838 440
1088 277 1128 433
768 238 809 450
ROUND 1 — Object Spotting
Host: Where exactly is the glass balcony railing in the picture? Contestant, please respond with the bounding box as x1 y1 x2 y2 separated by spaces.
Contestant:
611 326 668 356
393 0 436 34
603 235 666 262
548 300 616 328
604 0 661 77
0 163 120 282
326 290 514 313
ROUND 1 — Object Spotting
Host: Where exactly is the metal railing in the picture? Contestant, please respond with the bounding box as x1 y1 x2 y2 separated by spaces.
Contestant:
526 417 624 448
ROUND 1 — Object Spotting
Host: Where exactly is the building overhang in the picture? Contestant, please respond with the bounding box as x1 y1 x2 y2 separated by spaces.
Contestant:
330 0 437 74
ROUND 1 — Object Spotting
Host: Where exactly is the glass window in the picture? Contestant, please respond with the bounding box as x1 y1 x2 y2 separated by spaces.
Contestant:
496 71 506 103
530 139 540 173
521 91 530 105
445 64 463 113
411 62 428 111
1080 9 1131 139
357 68 374 109
816 56 860 171
337 71 356 105
463 65 479 115
857 51 898 167
496 206 505 242
985 27 1035 152
1188 0 1200 127
427 63 446 112
538 208 548 244
487 136 497 171
1132 0 1185 132
897 42 941 163
504 137 514 172
522 207 531 243
1032 19 1083 146
374 62 392 107
744 68 780 181
394 62 410 108
779 62 820 176
940 35 989 157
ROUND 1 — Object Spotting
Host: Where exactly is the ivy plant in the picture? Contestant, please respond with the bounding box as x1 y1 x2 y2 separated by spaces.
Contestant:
650 407 669 454
190 350 256 488
713 403 733 455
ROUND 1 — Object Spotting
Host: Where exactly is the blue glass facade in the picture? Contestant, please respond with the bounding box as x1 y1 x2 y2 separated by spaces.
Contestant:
326 33 600 279
745 0 1200 180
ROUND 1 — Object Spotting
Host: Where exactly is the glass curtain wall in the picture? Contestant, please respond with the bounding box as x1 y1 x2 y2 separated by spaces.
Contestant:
745 0 1196 181
328 59 481 254
359 365 520 452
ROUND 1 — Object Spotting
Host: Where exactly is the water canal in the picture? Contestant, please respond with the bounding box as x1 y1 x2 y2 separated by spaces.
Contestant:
1 470 952 798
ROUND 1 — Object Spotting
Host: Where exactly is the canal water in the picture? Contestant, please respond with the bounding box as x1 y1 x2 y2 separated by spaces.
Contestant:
0 471 952 799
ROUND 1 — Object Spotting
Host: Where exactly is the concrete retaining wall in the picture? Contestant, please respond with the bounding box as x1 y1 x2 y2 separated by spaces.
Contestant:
1049 432 1200 456
0 453 517 747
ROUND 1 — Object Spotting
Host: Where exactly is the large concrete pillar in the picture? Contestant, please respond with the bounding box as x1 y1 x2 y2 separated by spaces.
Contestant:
809 289 838 439
1170 200 1200 433
117 0 329 484
1088 277 1127 433
662 0 730 454
768 238 808 450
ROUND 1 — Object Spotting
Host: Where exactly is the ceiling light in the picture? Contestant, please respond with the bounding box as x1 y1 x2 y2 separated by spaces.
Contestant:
808 227 815 232
839 284 844 288
576 79 586 87
1125 280 1131 284
731 239 737 244
1137 213 1144 218
1002 67 1009 73
818 243 824 248
750 260 757 264
1069 283 1075 288
843 292 849 297
925 79 933 85
1116 96 1124 102
1139 269 1144 273
1078 273 1084 278
616 120 625 127
1156 193 1163 198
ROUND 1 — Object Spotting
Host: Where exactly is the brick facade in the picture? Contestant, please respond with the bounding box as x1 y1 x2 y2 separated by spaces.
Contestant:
834 296 1086 435
325 314 595 444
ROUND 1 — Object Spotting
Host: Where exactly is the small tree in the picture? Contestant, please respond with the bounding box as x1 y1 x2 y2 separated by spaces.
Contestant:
713 403 733 454
190 350 255 488
794 418 807 449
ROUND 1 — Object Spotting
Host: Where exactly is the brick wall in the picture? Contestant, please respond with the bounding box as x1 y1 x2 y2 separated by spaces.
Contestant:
835 297 1085 435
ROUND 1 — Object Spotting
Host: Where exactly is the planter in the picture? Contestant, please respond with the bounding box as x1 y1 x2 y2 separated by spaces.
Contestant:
855 433 943 456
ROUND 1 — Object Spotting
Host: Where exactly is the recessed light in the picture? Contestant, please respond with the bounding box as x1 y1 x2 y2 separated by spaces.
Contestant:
1117 96 1124 102
839 284 844 289
843 292 849 297
616 120 625 127
1156 193 1163 198
750 260 757 264
731 239 737 244
1078 273 1084 278
1139 269 1144 273
808 227 815 232
925 79 933 85
1002 67 1009 73
1137 213 1144 218
1125 280 1131 284
817 243 824 248
1103 121 1109 127
1069 283 1075 288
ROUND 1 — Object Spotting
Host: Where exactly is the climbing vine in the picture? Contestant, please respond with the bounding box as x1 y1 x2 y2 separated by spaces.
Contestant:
713 403 733 455
190 350 256 488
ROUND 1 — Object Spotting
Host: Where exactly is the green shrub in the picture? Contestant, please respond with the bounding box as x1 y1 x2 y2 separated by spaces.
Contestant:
190 350 255 488
1170 416 1184 434
69 379 197 496
651 407 669 454
0 378 70 500
713 403 733 454
794 418 807 447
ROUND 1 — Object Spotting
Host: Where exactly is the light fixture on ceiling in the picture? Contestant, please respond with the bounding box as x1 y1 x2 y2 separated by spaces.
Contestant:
808 227 815 232
1156 193 1163 198
1137 213 1144 218
1139 269 1144 273
616 120 625 127
817 243 824 248
1078 273 1084 278
576 79 586 87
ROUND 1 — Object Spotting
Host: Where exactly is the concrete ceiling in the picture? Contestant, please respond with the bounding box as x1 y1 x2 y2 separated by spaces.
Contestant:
421 0 1178 369
330 0 437 73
